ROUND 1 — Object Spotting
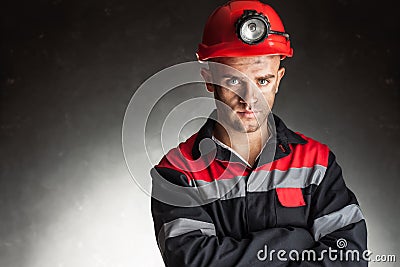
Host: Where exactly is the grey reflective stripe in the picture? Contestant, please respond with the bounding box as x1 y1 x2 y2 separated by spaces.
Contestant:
312 204 365 241
192 176 247 201
187 165 327 201
247 165 327 192
157 218 216 253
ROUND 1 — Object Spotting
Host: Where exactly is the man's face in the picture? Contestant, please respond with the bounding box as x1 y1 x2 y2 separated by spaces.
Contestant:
201 55 285 133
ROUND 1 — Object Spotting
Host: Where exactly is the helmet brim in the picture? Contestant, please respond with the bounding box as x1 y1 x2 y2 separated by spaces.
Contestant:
197 39 293 61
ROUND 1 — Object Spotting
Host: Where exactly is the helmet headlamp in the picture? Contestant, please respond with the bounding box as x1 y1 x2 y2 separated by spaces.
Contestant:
235 10 290 45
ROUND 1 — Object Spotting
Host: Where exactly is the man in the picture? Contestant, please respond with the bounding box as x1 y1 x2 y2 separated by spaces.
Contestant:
151 0 367 266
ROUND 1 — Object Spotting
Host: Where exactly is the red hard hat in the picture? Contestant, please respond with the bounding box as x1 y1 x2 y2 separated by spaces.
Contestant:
196 0 293 61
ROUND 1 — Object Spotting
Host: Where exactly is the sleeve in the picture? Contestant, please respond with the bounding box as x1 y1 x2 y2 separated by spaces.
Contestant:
151 166 316 267
290 150 368 266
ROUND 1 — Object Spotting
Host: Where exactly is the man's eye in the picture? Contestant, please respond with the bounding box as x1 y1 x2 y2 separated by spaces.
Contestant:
258 79 269 86
228 78 240 85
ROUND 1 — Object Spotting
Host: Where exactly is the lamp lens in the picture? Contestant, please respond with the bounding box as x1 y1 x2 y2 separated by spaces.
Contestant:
240 18 266 43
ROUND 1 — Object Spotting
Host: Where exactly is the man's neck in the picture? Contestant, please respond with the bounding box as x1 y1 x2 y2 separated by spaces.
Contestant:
213 122 270 166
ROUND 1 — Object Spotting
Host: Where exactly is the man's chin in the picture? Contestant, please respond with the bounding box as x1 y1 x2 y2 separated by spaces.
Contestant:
243 125 261 133
218 113 266 133
233 121 261 133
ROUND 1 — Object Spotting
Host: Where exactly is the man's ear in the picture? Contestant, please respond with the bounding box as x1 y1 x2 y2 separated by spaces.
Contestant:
275 66 286 94
200 68 215 93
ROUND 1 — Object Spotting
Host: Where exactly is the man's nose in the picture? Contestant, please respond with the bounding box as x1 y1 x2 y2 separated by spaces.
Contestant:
239 82 258 107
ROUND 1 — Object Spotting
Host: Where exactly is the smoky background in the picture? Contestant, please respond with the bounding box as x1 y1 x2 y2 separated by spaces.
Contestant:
1 0 399 266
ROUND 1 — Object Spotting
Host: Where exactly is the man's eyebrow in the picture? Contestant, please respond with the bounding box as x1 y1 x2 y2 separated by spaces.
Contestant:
255 74 275 79
219 73 275 79
221 74 243 79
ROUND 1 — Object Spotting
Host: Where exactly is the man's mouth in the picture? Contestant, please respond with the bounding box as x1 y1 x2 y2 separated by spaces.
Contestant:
237 110 259 118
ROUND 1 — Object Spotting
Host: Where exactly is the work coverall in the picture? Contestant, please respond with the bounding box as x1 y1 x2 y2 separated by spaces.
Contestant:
151 111 367 266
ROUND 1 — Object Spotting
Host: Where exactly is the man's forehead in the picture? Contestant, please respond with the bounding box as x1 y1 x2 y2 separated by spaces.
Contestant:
211 55 280 66
208 55 280 77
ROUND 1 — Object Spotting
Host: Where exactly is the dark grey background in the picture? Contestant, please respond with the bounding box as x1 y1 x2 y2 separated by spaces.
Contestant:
1 0 399 266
